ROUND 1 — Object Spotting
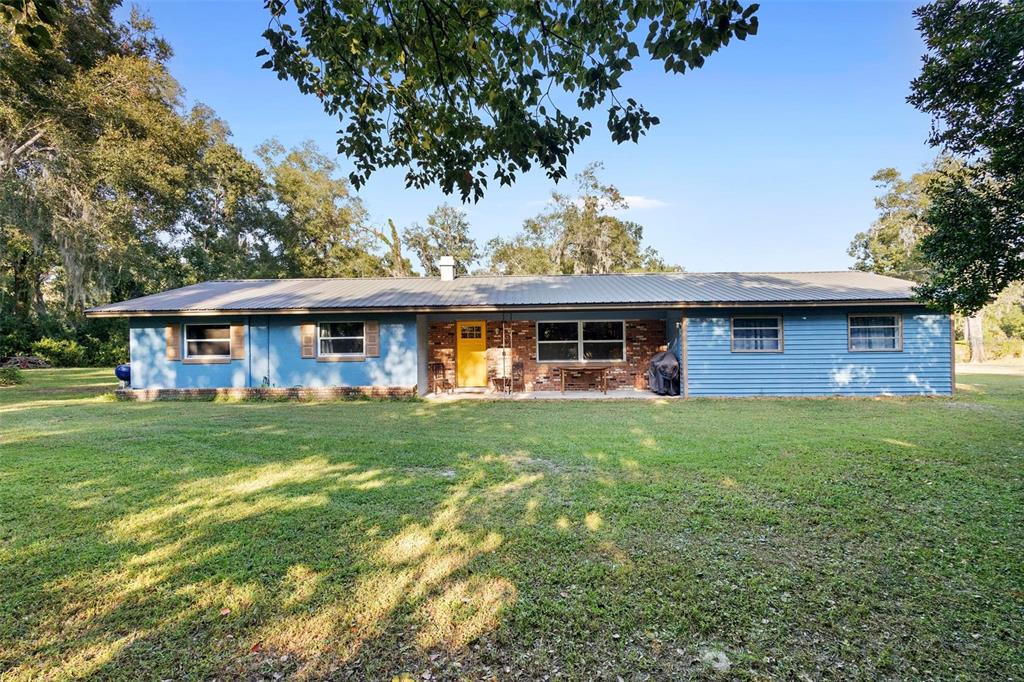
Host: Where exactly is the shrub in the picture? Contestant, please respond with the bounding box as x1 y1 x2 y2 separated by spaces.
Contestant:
0 313 34 359
990 338 1024 359
83 336 129 367
30 337 86 367
0 367 23 386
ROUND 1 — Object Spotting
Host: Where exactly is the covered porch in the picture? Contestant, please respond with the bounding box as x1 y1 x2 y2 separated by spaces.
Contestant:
416 310 681 396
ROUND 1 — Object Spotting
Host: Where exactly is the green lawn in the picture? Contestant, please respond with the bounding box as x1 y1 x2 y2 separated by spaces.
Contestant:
1 370 1022 680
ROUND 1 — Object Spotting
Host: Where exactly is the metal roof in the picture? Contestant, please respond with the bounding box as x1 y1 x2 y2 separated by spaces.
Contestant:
85 271 917 316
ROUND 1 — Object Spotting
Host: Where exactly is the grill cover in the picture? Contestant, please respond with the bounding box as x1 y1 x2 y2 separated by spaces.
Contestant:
648 351 680 396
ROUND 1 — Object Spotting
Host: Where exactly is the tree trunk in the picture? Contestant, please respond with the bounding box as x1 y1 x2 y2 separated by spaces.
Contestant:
966 313 986 363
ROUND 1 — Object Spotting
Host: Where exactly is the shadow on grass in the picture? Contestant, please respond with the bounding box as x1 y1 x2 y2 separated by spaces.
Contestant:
4 453 543 680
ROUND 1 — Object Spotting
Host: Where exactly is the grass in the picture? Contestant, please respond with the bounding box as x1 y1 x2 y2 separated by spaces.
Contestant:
1 369 1022 680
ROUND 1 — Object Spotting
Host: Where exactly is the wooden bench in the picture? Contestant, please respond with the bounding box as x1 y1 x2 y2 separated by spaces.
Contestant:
554 364 614 394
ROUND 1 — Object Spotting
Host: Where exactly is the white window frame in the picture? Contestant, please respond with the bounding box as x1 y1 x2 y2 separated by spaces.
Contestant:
317 320 366 358
848 313 903 352
535 320 626 363
183 323 231 360
730 315 784 353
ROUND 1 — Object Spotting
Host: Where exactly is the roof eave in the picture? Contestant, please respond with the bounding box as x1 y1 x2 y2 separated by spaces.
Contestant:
84 298 921 318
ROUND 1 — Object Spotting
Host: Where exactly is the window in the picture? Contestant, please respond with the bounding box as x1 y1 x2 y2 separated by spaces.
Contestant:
536 321 625 362
318 321 365 356
184 324 231 359
460 324 482 339
731 316 783 352
849 314 902 351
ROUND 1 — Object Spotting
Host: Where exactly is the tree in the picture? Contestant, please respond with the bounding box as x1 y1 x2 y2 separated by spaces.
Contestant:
848 161 952 281
486 162 679 275
259 0 759 201
403 205 480 276
849 162 992 362
986 282 1024 341
256 139 386 278
369 219 415 277
179 111 279 283
908 0 1024 313
1 4 204 313
485 224 560 276
0 0 60 51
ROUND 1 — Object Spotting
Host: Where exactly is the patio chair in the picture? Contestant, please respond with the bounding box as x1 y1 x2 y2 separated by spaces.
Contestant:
428 362 452 394
509 361 525 394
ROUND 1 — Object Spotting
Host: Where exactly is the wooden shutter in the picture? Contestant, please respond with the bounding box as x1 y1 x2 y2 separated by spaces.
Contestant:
231 324 246 360
166 324 181 361
364 320 380 357
300 322 316 359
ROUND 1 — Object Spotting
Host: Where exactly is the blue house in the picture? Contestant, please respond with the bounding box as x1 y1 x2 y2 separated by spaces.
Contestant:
85 266 954 398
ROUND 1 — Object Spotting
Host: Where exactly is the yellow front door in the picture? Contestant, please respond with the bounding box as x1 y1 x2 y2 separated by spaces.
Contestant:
456 321 487 387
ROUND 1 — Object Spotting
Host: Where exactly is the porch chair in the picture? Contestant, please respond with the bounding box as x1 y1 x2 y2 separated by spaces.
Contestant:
509 361 525 394
428 362 452 394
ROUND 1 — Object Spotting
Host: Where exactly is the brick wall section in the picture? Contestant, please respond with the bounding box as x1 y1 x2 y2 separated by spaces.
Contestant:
428 319 666 392
116 386 416 401
427 322 458 392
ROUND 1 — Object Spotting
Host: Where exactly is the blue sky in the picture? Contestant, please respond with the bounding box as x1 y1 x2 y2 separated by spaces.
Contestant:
122 1 935 272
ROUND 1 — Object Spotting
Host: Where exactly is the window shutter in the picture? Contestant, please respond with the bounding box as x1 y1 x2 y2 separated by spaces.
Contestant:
300 322 316 359
364 320 380 357
231 324 246 360
166 324 181 361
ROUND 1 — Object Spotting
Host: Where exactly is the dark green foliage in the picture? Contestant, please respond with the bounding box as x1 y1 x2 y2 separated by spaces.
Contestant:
916 168 1023 312
30 337 85 367
909 0 1024 312
0 4 405 363
0 366 23 385
260 0 758 200
0 0 59 50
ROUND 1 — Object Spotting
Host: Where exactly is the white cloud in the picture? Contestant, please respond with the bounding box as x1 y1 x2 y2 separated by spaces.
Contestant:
529 194 670 213
621 195 670 211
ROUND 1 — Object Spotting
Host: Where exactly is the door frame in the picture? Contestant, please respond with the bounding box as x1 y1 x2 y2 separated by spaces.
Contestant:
456 320 487 387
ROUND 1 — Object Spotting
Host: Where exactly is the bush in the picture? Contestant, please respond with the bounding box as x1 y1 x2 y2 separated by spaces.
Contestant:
0 367 23 386
83 336 129 367
0 313 35 359
30 337 86 367
989 338 1024 360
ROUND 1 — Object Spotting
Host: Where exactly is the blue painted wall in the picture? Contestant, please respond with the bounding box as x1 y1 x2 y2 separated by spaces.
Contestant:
130 317 250 389
129 306 951 396
129 314 417 389
685 307 953 396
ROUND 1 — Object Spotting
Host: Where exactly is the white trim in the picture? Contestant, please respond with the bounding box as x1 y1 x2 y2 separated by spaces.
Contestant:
848 313 903 352
317 320 366 358
182 323 232 360
730 315 784 353
535 320 626 363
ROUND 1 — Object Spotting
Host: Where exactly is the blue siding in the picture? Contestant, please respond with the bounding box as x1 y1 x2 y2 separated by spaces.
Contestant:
130 317 250 389
129 314 417 390
263 314 416 388
686 307 952 396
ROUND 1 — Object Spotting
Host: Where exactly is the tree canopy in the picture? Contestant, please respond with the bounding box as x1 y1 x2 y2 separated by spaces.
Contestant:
259 0 758 200
908 0 1024 313
1 2 686 365
848 160 956 283
486 162 679 275
0 2 391 360
403 205 481 277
